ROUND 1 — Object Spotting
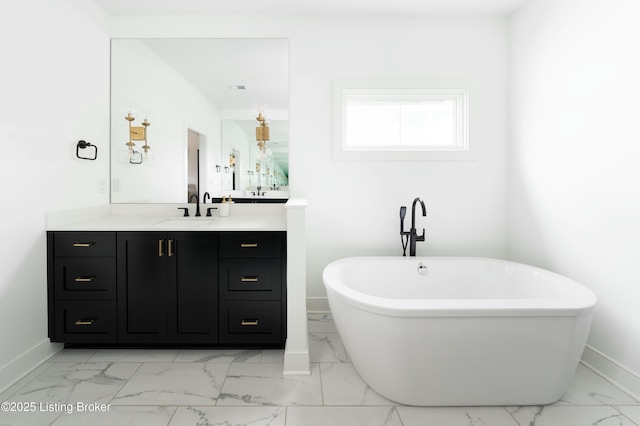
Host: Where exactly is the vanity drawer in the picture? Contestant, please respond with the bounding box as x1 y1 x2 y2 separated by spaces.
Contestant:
219 232 284 258
219 301 282 345
53 232 116 257
219 258 282 300
53 300 117 343
54 258 116 300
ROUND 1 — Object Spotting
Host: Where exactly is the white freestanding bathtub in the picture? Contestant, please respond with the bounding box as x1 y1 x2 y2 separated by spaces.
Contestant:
322 256 597 406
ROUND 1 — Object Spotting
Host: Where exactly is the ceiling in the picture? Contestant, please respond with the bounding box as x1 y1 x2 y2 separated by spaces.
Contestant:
94 0 529 17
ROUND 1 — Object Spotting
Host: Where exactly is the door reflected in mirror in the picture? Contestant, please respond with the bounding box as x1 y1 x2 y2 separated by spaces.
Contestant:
110 38 289 203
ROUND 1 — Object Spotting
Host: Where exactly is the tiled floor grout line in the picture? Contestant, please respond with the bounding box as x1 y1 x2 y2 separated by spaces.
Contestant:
318 361 325 406
215 361 233 406
612 407 640 426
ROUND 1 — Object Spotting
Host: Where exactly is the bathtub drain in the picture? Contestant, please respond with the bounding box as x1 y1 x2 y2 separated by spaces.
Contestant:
417 262 429 276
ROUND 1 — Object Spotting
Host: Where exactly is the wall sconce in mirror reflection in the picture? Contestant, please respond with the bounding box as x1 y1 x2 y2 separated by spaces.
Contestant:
76 140 97 160
255 107 273 163
228 148 238 174
120 111 152 164
230 151 236 169
254 106 273 195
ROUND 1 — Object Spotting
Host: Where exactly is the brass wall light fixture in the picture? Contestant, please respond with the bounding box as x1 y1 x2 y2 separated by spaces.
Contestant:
229 150 237 170
123 112 152 164
255 108 273 163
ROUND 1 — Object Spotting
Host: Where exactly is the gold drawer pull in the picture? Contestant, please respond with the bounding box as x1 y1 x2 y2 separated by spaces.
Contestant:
75 319 95 325
240 243 258 248
73 242 95 247
241 276 259 282
241 319 259 326
158 239 164 257
168 239 174 257
74 276 95 282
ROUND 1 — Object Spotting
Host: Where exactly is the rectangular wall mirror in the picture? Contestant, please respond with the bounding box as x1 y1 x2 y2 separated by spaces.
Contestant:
110 38 289 203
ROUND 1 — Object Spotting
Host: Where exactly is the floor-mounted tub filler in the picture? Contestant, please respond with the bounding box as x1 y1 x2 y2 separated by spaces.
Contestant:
322 256 597 406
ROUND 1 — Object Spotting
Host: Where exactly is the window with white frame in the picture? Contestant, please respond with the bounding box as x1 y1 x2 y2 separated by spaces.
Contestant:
333 80 472 161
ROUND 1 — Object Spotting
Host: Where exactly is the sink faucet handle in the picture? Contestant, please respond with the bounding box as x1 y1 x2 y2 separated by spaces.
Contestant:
206 207 218 217
177 207 189 217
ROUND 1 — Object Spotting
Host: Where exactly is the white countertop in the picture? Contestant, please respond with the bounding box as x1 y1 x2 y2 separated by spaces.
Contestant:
47 215 286 231
45 204 288 232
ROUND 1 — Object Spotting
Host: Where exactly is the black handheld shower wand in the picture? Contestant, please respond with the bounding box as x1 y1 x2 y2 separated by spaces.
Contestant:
400 206 409 256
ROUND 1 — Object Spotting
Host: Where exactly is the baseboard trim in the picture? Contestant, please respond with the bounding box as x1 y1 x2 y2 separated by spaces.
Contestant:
307 297 330 313
0 340 62 394
581 345 640 400
283 350 311 376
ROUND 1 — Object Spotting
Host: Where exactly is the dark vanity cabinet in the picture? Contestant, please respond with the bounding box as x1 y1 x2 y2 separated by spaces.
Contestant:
47 230 286 347
47 232 118 343
117 232 218 344
219 232 286 345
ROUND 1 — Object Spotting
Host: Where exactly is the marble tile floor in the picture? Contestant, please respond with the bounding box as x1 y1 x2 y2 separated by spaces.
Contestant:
0 313 639 426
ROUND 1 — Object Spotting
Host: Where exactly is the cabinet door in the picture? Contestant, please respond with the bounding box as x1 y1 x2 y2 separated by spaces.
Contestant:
219 300 282 345
54 258 116 300
168 232 219 343
53 301 117 343
117 232 168 343
53 231 116 257
219 232 284 258
219 258 282 300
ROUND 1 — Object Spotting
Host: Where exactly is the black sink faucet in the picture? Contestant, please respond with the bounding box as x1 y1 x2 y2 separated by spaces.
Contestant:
189 193 201 217
203 192 211 204
400 197 427 256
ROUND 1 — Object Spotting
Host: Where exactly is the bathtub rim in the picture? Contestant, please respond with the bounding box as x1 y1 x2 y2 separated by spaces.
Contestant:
322 256 598 318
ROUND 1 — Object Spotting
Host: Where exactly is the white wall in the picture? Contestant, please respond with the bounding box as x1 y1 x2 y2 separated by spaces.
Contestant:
0 0 110 388
110 15 509 299
509 0 640 382
290 18 509 298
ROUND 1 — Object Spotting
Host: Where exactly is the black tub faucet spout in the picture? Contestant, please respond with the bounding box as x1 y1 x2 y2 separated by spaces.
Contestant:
410 197 427 256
